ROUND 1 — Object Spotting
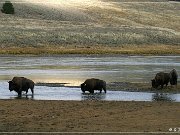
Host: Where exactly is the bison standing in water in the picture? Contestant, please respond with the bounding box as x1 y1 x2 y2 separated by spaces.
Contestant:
8 77 34 97
151 72 170 89
169 69 178 86
81 78 106 94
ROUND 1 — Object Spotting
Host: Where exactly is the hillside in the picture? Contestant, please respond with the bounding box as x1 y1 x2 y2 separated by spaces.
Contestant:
0 0 179 54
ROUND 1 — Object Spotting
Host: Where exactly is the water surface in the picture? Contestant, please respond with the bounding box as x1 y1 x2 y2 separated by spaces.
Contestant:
0 55 179 102
0 81 180 102
0 55 179 85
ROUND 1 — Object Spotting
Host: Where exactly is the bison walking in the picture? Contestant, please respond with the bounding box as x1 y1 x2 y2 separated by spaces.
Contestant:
81 78 106 94
8 77 34 97
151 72 170 89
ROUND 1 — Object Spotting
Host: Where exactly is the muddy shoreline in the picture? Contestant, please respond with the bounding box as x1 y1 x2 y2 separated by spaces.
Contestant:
36 82 180 93
0 100 180 133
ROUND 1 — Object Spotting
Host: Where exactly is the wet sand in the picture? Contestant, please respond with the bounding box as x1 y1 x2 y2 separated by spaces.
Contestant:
0 100 180 134
107 82 180 93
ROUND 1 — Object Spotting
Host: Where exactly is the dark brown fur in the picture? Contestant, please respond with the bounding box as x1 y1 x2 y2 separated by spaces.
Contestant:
8 77 34 97
152 72 170 89
81 78 106 94
169 69 178 86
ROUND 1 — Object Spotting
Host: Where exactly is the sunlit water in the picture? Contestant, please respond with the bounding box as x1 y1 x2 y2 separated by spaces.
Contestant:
1 81 180 102
0 55 179 102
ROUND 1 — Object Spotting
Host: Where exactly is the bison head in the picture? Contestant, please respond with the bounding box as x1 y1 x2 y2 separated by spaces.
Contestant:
151 79 158 88
81 83 86 93
8 81 15 91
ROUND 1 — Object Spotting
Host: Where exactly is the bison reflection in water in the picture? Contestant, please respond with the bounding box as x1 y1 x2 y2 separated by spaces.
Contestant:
81 93 106 101
152 93 173 102
81 78 106 94
8 77 34 97
13 94 34 99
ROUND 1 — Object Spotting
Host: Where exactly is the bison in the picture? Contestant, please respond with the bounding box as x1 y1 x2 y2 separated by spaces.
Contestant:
81 78 106 94
8 77 34 97
169 69 178 86
151 72 170 89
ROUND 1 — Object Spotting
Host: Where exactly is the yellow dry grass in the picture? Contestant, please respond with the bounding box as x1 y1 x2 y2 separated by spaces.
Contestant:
0 45 180 55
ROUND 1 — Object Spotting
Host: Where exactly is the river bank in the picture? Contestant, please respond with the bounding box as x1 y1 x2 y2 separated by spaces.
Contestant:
0 100 180 133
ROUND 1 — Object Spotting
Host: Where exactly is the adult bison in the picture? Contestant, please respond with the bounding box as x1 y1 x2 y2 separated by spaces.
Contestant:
151 72 170 89
81 78 106 94
169 69 178 86
8 77 34 97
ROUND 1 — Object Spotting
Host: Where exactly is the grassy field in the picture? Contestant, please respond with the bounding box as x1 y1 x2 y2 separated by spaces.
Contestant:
0 0 179 55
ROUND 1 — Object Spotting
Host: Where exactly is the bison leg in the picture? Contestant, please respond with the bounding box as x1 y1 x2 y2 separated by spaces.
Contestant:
26 90 28 95
82 90 85 93
103 86 106 93
90 90 94 94
18 91 22 97
30 85 34 95
18 86 23 96
31 88 34 95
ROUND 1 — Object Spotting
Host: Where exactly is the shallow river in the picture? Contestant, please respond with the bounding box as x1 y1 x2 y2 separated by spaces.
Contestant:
0 55 179 102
